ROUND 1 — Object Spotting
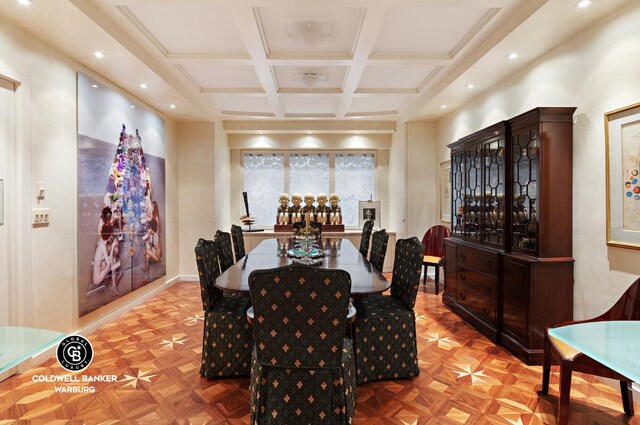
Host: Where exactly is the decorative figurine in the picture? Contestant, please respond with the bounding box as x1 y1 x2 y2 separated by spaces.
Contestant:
277 193 290 225
329 193 342 225
315 193 330 224
289 193 303 223
302 193 316 216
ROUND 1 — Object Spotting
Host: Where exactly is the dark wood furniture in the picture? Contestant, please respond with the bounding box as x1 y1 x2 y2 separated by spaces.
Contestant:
421 225 450 295
541 277 639 425
444 107 576 365
215 237 390 296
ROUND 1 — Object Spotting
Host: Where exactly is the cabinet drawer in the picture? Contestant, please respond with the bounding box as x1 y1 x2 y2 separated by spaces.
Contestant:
457 285 496 326
457 265 497 299
458 245 498 276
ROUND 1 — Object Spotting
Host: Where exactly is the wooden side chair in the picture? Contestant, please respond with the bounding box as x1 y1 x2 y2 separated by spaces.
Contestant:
421 225 450 295
540 277 640 425
359 219 375 257
248 264 355 424
194 239 252 378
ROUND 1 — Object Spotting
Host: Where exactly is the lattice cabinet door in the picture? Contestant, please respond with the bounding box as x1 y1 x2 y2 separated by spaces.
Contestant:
482 136 506 248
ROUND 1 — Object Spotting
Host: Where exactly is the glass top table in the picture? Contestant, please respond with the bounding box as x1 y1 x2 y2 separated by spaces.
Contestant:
0 326 64 374
547 321 640 383
215 237 390 296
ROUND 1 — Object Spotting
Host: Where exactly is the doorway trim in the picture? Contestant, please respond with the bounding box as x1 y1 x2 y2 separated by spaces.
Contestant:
0 63 33 327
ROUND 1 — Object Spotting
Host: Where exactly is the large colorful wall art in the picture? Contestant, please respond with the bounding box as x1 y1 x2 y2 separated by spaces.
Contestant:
77 73 166 317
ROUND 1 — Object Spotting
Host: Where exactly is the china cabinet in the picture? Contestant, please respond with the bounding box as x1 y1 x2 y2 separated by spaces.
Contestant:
444 107 576 365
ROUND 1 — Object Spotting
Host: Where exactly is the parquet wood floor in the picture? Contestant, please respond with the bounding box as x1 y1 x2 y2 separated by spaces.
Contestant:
1 277 638 424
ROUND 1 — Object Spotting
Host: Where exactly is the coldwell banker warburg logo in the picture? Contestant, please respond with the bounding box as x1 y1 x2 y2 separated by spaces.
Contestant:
56 335 93 372
32 335 119 393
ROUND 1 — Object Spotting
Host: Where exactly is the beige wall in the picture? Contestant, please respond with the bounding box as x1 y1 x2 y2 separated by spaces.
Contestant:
435 1 640 319
406 121 438 240
0 19 180 333
177 122 216 278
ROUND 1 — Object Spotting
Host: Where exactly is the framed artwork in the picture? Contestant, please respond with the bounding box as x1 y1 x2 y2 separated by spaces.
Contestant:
441 161 451 222
358 200 381 229
77 72 166 317
605 101 640 249
0 179 3 225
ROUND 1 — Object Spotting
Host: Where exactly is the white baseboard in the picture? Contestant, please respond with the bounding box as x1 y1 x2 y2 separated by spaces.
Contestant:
79 276 180 336
181 275 199 282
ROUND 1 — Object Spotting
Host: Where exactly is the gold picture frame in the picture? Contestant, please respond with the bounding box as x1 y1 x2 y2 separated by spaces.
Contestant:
605 101 640 249
440 161 451 222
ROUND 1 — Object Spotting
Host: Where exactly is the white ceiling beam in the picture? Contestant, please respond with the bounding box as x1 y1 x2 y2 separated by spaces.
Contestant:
227 2 285 118
70 0 219 118
335 5 390 118
399 0 548 117
108 0 511 6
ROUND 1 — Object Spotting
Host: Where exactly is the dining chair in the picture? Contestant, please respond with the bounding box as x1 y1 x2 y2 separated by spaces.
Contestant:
353 237 423 385
248 264 355 425
540 277 639 425
369 229 389 272
194 238 252 378
214 230 234 273
230 224 246 261
359 219 374 257
421 225 450 295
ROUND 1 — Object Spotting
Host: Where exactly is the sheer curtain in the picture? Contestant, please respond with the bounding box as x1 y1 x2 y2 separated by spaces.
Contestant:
243 153 284 226
335 154 376 226
288 153 330 197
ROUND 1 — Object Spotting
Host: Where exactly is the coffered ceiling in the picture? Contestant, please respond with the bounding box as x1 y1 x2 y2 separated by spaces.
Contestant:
0 0 632 123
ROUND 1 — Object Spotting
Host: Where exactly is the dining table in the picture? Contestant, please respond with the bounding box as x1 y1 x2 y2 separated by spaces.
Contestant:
214 237 391 297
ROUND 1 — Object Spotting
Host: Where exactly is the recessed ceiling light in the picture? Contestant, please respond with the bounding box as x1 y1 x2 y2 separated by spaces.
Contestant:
307 131 313 134
258 131 264 134
507 52 519 60
440 105 447 109
130 105 135 109
139 83 148 89
17 0 33 6
355 131 361 134
169 104 176 109
91 84 98 88
466 83 475 89
575 0 591 8
94 51 105 59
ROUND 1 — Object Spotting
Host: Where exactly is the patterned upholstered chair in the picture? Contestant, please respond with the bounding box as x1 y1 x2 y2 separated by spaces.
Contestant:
353 237 424 385
195 238 252 378
248 264 356 425
230 224 246 261
359 219 375 257
214 230 234 273
369 229 389 272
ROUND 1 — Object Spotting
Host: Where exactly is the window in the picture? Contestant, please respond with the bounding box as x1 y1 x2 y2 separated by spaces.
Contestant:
243 153 284 227
243 152 376 227
289 153 330 196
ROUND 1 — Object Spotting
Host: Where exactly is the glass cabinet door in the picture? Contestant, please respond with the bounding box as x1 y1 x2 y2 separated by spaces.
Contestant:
451 151 465 236
464 145 482 241
511 129 538 252
482 138 505 246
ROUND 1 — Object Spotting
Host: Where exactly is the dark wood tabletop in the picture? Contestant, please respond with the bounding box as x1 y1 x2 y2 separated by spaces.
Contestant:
215 237 390 296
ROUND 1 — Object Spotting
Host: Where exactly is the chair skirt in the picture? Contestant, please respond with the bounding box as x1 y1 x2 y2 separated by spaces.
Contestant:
200 296 253 378
353 296 419 385
250 338 356 425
